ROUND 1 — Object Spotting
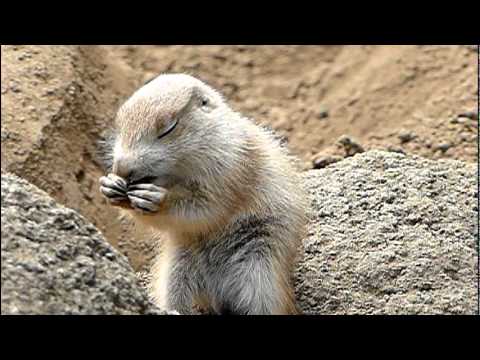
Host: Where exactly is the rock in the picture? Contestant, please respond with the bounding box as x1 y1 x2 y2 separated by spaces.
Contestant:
136 271 151 291
315 107 329 120
459 132 473 142
337 135 365 157
398 129 416 143
295 150 477 314
451 117 469 125
386 145 406 154
436 142 452 153
1 173 165 315
458 111 478 121
312 155 343 169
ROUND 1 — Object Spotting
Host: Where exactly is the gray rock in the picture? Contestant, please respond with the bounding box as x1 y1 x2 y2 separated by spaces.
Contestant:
295 150 477 314
312 155 343 169
458 111 478 121
398 130 416 143
436 142 452 153
386 145 407 155
337 135 365 157
1 173 165 315
316 107 329 120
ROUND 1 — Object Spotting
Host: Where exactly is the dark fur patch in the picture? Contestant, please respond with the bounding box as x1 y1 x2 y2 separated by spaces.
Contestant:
96 128 117 173
225 216 274 256
218 304 247 315
199 215 282 268
167 214 288 314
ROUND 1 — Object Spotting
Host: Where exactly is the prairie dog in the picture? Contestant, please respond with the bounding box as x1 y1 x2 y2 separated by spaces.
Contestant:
99 74 308 315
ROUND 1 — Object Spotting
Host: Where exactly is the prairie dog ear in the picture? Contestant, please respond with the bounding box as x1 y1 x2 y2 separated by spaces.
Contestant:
191 86 215 111
191 86 204 102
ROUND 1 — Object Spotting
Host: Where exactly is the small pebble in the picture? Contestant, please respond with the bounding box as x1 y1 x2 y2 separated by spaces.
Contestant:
436 142 452 152
10 85 21 93
316 107 329 119
312 155 343 169
398 130 416 143
458 133 471 142
337 135 364 156
387 146 406 154
458 111 478 121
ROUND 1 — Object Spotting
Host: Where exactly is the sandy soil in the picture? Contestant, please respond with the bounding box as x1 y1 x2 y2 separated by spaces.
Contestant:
1 45 478 271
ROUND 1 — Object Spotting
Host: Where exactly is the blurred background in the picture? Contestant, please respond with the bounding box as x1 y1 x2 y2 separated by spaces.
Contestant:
1 45 478 271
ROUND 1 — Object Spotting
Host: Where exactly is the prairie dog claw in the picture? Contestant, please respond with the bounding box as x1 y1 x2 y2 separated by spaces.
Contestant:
99 173 167 214
127 183 167 213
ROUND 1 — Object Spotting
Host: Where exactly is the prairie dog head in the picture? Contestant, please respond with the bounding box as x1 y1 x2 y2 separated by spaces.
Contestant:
109 73 250 188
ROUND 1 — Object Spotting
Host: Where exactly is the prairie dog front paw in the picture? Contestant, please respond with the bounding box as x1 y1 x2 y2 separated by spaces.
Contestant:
127 182 168 214
99 174 130 208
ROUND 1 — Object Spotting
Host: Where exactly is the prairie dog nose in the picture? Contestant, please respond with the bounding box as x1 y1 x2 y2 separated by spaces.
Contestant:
112 155 153 185
112 155 134 181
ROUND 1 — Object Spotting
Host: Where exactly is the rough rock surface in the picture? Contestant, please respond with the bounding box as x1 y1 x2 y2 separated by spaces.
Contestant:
295 150 478 314
1 173 164 315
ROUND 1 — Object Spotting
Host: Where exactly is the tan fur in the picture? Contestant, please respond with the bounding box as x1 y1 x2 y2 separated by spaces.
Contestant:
148 237 173 309
105 74 308 314
271 256 300 314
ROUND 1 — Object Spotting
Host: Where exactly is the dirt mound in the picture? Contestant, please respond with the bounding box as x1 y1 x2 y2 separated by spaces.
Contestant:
1 45 477 272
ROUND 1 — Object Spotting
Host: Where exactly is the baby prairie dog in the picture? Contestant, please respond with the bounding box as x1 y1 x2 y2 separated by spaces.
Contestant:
99 74 308 315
